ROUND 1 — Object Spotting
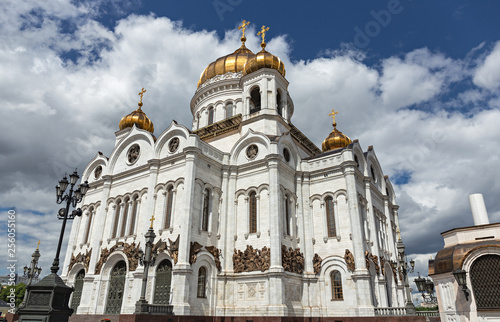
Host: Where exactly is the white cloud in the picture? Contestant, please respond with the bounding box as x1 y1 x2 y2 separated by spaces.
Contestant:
474 41 500 90
1 2 500 277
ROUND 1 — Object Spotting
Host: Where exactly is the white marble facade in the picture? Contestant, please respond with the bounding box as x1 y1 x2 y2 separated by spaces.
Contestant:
61 47 409 317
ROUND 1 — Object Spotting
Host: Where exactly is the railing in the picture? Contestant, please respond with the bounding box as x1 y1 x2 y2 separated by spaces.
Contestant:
417 311 440 317
147 304 173 314
374 307 407 316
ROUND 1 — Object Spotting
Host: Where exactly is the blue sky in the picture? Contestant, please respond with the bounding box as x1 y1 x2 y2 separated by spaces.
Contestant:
1 0 500 291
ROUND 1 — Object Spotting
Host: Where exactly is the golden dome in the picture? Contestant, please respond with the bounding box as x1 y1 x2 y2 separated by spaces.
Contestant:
242 43 285 77
119 103 154 133
197 40 255 88
321 110 352 152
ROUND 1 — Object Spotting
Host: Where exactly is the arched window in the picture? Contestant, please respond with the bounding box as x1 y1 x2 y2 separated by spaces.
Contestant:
120 198 129 237
471 254 500 309
208 106 214 125
201 189 210 231
225 102 233 119
370 165 377 182
197 266 207 298
331 270 343 300
112 200 121 238
249 191 257 234
83 207 93 244
154 260 172 304
71 269 85 310
250 87 261 114
325 196 336 237
284 195 290 236
128 196 138 235
276 91 282 116
164 187 174 229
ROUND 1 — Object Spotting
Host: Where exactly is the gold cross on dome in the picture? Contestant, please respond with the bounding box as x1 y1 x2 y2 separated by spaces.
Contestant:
149 214 155 228
138 88 147 104
238 20 250 39
329 109 339 124
257 25 270 45
37 240 40 250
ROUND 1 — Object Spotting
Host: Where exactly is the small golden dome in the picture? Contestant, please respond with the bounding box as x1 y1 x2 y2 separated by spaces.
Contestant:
321 110 351 152
119 103 154 133
321 124 352 152
197 41 255 88
242 47 286 77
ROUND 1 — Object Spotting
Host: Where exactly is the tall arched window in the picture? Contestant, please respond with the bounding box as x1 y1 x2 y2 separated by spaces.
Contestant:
284 195 290 236
120 198 129 237
249 191 257 234
128 196 138 235
83 207 93 244
112 200 121 238
71 269 85 310
471 254 500 309
276 91 282 116
250 87 261 114
225 102 233 119
208 106 214 125
164 187 174 229
197 266 207 298
325 196 336 237
331 270 343 300
201 189 210 231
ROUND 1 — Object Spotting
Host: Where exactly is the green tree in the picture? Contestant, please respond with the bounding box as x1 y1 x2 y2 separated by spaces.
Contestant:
0 283 26 307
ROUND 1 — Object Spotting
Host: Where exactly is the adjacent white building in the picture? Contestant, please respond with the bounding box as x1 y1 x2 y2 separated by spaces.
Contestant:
61 28 411 318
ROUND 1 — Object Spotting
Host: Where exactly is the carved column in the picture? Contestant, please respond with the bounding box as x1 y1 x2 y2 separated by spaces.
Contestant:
225 166 237 271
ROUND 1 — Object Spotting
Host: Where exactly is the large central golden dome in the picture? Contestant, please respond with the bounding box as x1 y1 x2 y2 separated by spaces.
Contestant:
197 41 255 88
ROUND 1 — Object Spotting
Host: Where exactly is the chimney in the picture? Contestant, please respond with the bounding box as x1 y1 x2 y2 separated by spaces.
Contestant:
469 194 490 226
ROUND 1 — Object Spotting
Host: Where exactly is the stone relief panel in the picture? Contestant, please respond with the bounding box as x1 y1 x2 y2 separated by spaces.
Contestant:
236 282 267 301
69 249 92 272
233 245 270 273
189 241 203 265
313 253 322 275
282 245 304 274
95 241 141 274
205 245 222 271
344 249 355 272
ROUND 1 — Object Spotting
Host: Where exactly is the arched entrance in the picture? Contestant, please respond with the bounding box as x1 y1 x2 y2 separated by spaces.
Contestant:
105 261 127 314
470 254 500 309
154 260 172 304
70 269 85 310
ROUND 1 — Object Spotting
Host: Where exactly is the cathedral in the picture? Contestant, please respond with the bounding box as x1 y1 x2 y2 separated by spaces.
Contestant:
61 22 411 319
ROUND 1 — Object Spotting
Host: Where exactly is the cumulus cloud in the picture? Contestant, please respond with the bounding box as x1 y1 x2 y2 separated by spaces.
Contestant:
1 0 500 277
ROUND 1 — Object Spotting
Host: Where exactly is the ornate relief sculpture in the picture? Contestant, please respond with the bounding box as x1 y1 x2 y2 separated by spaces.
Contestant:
246 144 258 159
281 245 304 274
68 249 92 272
94 166 102 179
94 241 141 274
365 250 370 269
206 245 222 271
233 245 270 273
127 144 140 164
312 253 322 275
190 241 203 265
168 137 179 153
370 253 380 275
391 261 398 283
380 256 386 275
167 235 180 264
344 249 355 272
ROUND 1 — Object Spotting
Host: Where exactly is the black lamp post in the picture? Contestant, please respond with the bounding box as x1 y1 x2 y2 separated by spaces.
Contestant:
19 242 43 308
453 268 470 301
396 231 416 315
135 215 158 314
414 273 437 304
18 170 89 322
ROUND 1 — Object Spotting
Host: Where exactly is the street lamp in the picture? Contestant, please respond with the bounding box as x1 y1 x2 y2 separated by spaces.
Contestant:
19 242 43 309
135 215 158 314
414 273 437 304
396 231 416 315
18 170 89 322
453 268 470 301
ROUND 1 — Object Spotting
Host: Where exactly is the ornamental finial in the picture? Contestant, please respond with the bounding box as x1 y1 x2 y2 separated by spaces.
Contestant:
149 214 155 229
238 20 250 44
138 88 147 107
37 240 40 250
257 25 270 49
329 109 339 127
